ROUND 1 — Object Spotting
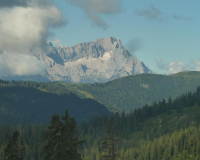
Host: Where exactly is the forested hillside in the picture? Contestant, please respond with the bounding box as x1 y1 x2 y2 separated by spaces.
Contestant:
2 71 200 116
53 71 200 112
1 84 200 159
0 80 111 125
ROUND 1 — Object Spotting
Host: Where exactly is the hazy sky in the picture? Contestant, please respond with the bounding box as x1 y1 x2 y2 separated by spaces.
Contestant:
0 0 200 76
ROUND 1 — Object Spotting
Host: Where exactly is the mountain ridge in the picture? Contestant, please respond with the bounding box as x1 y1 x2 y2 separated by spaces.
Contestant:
52 71 200 112
33 37 151 83
0 80 112 125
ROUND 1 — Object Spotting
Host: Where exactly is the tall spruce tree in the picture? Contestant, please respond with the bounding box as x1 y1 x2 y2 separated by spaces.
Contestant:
4 131 25 160
43 110 81 160
102 117 121 160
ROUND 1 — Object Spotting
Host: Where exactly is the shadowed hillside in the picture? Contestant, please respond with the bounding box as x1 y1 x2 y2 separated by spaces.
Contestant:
0 80 111 125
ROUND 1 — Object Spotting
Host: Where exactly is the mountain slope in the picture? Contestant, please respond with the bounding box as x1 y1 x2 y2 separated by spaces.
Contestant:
0 81 111 125
53 71 200 112
34 37 151 83
1 84 200 160
76 86 200 159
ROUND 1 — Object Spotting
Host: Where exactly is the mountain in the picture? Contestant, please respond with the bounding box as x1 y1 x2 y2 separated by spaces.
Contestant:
34 37 151 83
1 84 200 160
52 71 200 112
0 80 111 125
77 86 200 159
2 71 200 118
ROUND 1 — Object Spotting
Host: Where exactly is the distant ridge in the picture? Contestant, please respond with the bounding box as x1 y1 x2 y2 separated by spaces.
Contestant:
52 71 200 112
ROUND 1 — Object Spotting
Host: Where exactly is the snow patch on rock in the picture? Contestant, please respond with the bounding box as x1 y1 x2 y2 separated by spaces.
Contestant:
33 37 152 83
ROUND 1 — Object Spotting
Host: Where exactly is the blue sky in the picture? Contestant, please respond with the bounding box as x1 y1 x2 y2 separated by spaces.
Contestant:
0 0 199 76
49 0 200 74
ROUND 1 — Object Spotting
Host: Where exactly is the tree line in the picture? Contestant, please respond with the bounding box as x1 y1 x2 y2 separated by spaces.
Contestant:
0 110 120 160
1 80 200 159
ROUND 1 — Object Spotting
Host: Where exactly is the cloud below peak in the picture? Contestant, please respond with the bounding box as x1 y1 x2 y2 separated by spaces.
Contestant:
156 59 200 74
0 53 48 77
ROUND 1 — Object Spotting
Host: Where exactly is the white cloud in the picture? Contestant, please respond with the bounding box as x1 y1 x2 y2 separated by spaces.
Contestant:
168 61 187 74
0 0 66 77
192 60 200 71
156 59 200 74
53 39 64 47
0 53 48 77
0 6 65 53
155 59 169 71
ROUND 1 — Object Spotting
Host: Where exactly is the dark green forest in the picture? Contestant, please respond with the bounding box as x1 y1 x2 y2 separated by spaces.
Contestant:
53 71 200 112
1 78 200 159
0 79 111 124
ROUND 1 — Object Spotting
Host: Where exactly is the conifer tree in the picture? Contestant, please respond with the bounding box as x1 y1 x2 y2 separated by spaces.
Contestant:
102 117 121 160
43 110 81 160
4 131 25 160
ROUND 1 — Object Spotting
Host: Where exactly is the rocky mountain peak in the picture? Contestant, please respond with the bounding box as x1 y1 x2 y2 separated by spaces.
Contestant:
35 37 151 83
94 37 123 51
47 42 53 47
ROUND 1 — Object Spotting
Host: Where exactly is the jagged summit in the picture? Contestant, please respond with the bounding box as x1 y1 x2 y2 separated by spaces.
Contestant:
94 37 123 49
35 37 152 83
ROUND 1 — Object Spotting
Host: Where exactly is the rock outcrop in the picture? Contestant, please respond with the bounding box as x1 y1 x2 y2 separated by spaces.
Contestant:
36 37 152 83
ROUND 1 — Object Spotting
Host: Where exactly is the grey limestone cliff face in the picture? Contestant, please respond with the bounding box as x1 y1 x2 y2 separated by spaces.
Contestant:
36 37 152 83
